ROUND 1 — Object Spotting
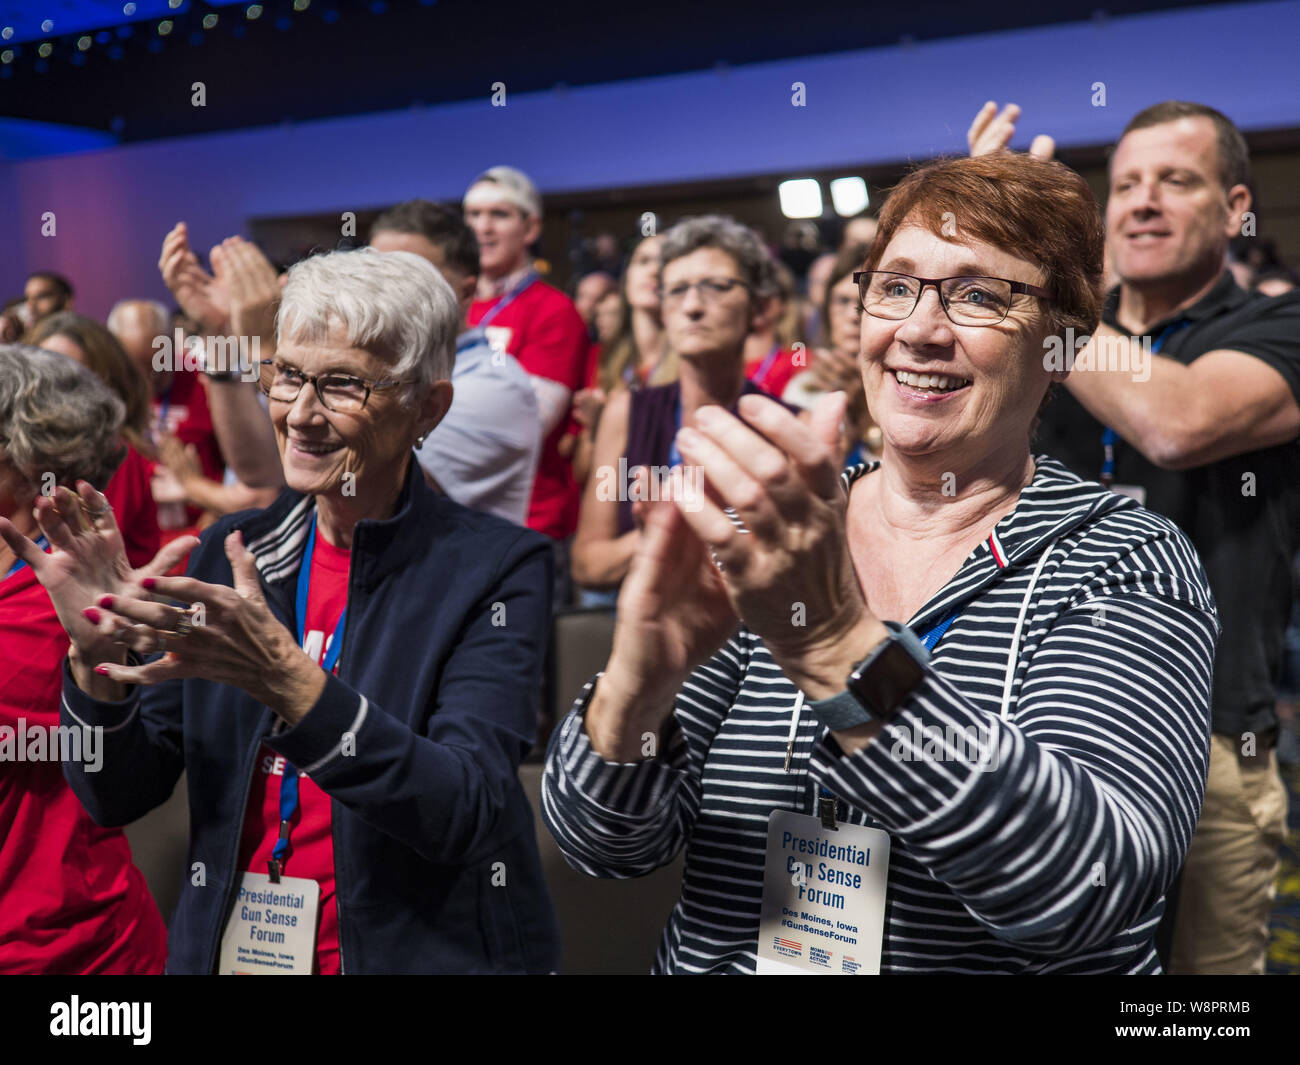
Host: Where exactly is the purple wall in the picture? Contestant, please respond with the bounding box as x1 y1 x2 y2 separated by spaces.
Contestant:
4 0 1297 319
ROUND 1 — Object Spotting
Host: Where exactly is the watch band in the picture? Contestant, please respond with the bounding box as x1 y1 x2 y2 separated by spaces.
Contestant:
806 621 930 729
197 337 250 382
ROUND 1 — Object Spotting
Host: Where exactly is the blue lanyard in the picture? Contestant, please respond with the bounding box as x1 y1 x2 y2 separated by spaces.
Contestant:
752 344 780 389
476 270 538 331
272 512 347 881
155 384 173 439
295 512 347 673
917 608 958 651
4 534 49 579
668 401 685 469
1099 319 1190 485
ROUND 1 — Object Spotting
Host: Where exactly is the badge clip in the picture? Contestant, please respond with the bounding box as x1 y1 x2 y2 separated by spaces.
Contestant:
818 795 839 830
267 858 282 883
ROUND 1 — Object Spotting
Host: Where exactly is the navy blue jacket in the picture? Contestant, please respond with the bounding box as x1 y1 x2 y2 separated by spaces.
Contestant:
62 461 560 973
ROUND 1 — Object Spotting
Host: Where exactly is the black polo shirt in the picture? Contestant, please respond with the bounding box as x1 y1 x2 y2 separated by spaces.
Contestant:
1035 272 1300 740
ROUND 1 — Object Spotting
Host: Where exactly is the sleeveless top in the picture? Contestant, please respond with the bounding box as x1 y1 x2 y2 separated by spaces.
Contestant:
617 379 795 535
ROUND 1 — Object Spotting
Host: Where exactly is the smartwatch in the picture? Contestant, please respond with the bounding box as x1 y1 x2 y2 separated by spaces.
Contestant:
806 621 929 729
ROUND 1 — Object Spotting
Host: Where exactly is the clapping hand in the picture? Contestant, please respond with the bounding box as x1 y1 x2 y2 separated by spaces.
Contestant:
967 101 1056 161
0 482 197 670
211 236 282 353
671 391 886 699
159 222 232 335
607 469 738 707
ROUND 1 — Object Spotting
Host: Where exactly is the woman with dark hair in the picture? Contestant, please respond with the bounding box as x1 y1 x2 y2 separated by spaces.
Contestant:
569 235 673 489
546 153 1218 974
784 243 883 462
25 312 161 569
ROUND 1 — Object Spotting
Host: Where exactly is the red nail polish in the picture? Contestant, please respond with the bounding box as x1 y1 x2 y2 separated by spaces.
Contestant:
141 578 156 590
83 608 101 624
97 595 113 609
93 665 110 676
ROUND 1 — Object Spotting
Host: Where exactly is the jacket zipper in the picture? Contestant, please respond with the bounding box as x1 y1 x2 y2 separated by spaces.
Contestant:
333 804 347 975
331 528 358 976
207 530 294 975
208 718 269 974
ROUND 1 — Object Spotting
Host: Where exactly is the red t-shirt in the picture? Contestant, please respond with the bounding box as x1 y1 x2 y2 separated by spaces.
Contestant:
104 443 162 571
151 369 226 484
0 554 167 974
150 369 226 573
745 347 804 400
468 280 589 539
234 524 346 975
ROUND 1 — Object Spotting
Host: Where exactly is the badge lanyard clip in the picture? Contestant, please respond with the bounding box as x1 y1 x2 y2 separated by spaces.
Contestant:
818 792 840 830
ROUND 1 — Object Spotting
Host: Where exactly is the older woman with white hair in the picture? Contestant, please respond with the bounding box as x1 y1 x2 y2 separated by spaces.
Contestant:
2 248 560 974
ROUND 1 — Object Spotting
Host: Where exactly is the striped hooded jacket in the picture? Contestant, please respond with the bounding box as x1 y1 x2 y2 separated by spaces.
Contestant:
543 455 1219 974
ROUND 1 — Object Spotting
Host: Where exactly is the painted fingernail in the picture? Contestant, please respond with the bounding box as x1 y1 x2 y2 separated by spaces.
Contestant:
82 608 101 624
93 665 110 676
97 595 113 609
141 578 156 590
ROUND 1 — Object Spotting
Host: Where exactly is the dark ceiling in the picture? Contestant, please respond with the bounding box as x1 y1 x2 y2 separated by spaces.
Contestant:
0 0 1251 144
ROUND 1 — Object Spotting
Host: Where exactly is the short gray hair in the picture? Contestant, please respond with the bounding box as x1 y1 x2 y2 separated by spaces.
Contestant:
277 248 459 403
658 215 778 300
107 298 170 337
0 344 126 492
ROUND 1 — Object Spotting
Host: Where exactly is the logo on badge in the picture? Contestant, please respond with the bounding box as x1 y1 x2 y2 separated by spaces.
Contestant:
772 936 803 958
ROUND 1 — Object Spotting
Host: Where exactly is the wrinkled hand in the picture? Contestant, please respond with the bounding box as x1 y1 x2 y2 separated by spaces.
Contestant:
606 470 738 707
0 482 197 664
87 531 322 721
572 386 607 429
810 346 862 396
151 463 189 506
967 101 1055 161
672 391 884 696
159 222 231 335
158 433 204 490
211 236 281 353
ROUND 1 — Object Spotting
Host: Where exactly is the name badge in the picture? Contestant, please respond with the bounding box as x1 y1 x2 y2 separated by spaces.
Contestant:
756 809 890 974
1110 483 1147 506
218 872 320 975
484 326 514 358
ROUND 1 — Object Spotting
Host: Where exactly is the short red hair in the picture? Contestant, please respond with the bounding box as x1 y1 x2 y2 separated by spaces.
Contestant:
862 152 1105 339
